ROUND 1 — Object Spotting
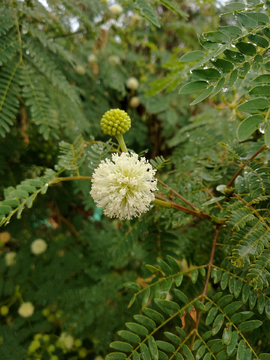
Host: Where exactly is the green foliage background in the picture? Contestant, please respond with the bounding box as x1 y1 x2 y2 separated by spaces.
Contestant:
1 0 270 359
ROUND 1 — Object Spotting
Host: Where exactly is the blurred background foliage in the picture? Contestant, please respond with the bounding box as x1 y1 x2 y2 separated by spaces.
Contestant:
1 0 269 359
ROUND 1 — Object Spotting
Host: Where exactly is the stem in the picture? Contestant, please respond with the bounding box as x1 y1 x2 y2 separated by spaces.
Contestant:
11 1 23 63
157 178 197 210
226 144 267 188
191 226 220 346
115 134 128 152
54 176 92 182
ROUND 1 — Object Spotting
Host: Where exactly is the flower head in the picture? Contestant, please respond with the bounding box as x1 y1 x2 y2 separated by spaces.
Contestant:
5 252 16 266
88 54 97 63
90 152 157 220
31 239 47 255
18 302 34 318
100 109 131 136
58 333 74 350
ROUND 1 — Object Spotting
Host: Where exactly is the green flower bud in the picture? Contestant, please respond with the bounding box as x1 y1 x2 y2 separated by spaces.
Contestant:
1 306 9 316
100 109 131 136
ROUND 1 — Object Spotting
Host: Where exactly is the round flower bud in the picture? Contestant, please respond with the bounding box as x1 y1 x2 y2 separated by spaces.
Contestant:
18 302 35 318
94 356 104 360
127 77 139 90
31 239 47 255
58 333 74 350
74 339 83 347
28 340 40 353
108 55 121 65
88 54 97 63
0 232 10 243
48 344 55 352
1 306 9 316
50 356 58 360
130 96 140 108
109 4 123 15
100 109 131 136
43 334 50 342
75 65 86 75
5 252 16 266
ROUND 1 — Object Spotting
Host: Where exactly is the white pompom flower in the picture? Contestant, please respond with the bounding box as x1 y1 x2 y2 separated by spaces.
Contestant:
5 252 16 266
127 77 139 90
90 152 157 220
18 302 35 318
58 333 74 350
31 239 47 255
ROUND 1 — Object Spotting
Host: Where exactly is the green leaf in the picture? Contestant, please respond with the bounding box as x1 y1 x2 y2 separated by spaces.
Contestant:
142 308 164 324
224 50 245 63
196 345 206 360
145 265 161 273
141 343 151 360
173 289 188 304
191 269 199 284
229 276 235 293
217 294 234 308
134 315 156 330
265 123 270 146
221 272 229 290
17 185 36 193
260 355 270 360
157 258 172 275
237 340 246 360
158 351 168 360
180 51 205 62
228 69 239 88
253 54 264 72
203 31 230 44
166 256 181 273
249 289 258 309
124 282 141 292
239 62 250 79
136 0 161 27
223 301 242 314
9 190 29 198
206 307 218 326
0 205 12 214
199 268 206 277
231 311 253 324
237 98 270 113
159 0 188 20
222 324 232 345
249 85 270 97
142 287 151 307
110 342 133 352
257 293 265 314
118 330 141 344
226 331 238 356
148 336 158 360
155 298 180 311
190 86 214 105
252 75 270 85
218 25 242 37
128 295 136 308
237 13 257 30
223 2 245 13
265 299 270 319
192 69 221 81
176 353 184 360
179 81 209 95
164 332 181 345
202 354 211 360
182 344 195 360
28 179 44 187
212 314 224 335
211 268 222 284
175 274 183 287
242 283 250 304
261 62 270 72
234 279 243 299
133 351 140 360
235 42 256 56
211 78 226 98
105 352 127 360
176 326 186 338
212 59 234 73
156 341 175 353
247 12 269 25
195 300 208 311
193 340 202 351
125 322 149 336
2 199 20 207
237 115 264 141
238 320 262 332
248 35 269 48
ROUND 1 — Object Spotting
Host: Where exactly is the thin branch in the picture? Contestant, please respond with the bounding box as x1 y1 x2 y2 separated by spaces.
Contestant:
226 144 267 188
201 183 223 210
54 176 92 182
191 226 220 346
157 178 197 210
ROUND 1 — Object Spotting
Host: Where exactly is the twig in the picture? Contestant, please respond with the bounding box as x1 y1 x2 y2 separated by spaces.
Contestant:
201 183 223 210
226 144 267 188
54 176 92 182
191 226 220 346
157 178 197 210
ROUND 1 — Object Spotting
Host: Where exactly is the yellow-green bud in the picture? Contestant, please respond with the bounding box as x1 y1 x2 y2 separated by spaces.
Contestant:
43 334 50 342
100 109 131 136
1 306 9 316
48 344 55 352
78 348 88 358
74 339 83 347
